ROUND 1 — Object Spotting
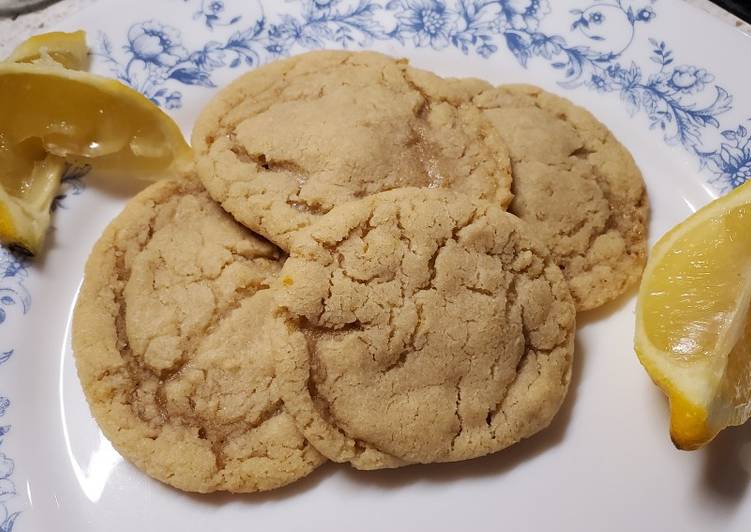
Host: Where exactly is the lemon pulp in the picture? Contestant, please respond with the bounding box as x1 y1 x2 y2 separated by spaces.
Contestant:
5 30 88 69
641 204 751 362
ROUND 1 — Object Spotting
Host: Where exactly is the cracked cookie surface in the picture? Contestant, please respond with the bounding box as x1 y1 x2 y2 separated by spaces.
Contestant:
72 178 325 493
192 50 513 250
271 188 575 469
474 84 648 311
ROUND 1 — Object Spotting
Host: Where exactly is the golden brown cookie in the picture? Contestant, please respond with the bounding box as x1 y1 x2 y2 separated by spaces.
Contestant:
192 50 513 250
474 84 648 311
72 178 325 493
270 188 576 469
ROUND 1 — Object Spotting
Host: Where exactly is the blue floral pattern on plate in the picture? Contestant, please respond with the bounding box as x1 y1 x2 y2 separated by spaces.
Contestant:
93 0 749 192
0 163 88 531
2 1 750 529
52 165 90 213
192 0 243 29
0 248 28 532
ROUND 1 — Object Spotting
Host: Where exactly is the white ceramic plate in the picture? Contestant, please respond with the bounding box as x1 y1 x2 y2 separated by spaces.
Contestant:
2 0 751 530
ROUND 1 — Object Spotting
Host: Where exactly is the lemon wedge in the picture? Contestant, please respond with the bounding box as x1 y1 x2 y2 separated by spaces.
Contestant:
5 30 88 69
0 63 192 180
0 33 192 255
0 154 65 255
635 180 751 449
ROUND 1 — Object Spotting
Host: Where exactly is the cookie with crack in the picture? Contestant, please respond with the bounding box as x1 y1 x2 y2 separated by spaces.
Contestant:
72 178 325 493
270 188 576 469
473 84 648 311
192 50 513 250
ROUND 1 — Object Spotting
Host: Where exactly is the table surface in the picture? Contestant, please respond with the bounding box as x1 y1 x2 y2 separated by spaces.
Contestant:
1 0 750 57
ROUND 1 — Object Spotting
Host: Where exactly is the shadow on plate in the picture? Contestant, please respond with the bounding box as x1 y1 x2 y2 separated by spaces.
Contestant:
182 461 339 507
637 317 751 508
186 335 587 505
83 172 152 201
702 421 751 505
576 287 636 328
341 334 586 489
642 365 751 507
183 280 617 503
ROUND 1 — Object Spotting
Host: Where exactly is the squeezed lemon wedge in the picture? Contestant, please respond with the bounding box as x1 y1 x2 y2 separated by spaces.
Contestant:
5 30 88 69
0 62 192 178
635 180 751 449
0 32 192 255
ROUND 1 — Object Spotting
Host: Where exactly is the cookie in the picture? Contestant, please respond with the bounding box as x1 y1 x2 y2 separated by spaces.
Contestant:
270 188 576 469
72 178 325 493
473 84 648 311
192 50 513 250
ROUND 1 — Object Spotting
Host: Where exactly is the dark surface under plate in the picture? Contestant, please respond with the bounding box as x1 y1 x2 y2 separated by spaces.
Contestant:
0 0 61 17
712 0 751 21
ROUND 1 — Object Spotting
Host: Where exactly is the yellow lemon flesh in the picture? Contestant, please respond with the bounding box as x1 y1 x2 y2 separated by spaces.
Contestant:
5 30 88 69
0 35 192 255
635 180 751 449
0 63 192 179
